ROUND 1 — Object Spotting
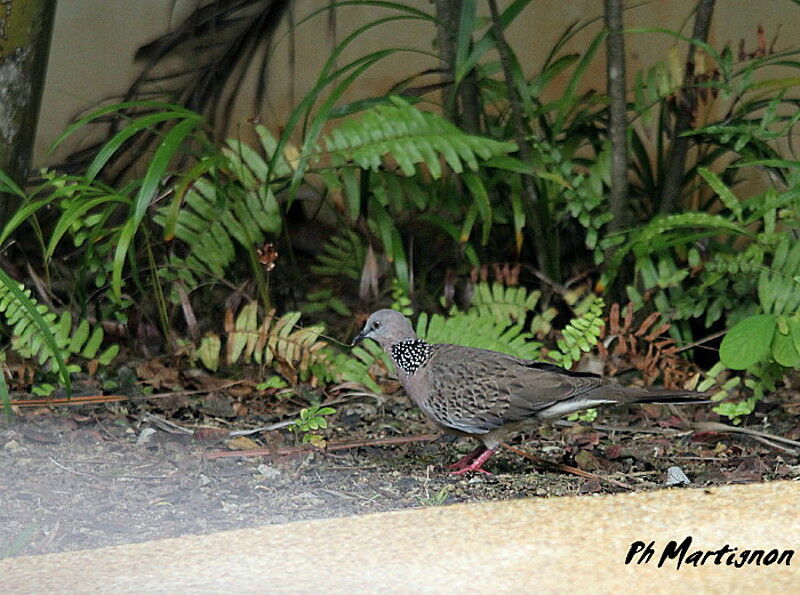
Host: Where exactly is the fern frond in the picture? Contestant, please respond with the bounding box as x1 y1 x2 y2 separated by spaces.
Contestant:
222 305 326 384
469 282 541 322
320 97 517 178
200 304 379 390
758 236 800 316
224 126 294 186
300 289 352 317
548 296 605 369
154 175 282 288
416 310 541 360
154 129 284 291
314 341 385 393
0 273 118 389
310 230 365 281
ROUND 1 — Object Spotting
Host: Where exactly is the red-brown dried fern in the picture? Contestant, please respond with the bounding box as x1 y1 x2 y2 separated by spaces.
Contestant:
598 303 700 389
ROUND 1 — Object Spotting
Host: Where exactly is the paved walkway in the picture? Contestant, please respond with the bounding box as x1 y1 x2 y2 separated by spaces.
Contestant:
2 481 798 593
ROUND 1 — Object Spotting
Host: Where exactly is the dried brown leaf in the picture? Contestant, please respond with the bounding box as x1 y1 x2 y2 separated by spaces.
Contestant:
635 312 660 337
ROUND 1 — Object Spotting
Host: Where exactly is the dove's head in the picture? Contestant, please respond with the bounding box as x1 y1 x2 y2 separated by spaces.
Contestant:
351 309 417 348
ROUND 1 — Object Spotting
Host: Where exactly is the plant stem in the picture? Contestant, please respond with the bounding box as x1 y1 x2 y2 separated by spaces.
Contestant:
658 0 716 215
432 0 481 133
143 226 173 351
486 0 555 281
604 0 629 235
433 0 458 117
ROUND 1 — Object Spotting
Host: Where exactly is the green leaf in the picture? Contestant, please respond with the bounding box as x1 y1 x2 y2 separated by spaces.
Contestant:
697 167 742 221
720 314 777 370
47 194 129 259
453 0 478 84
86 111 194 182
462 171 492 244
111 115 203 299
0 197 54 247
198 334 221 372
49 100 197 154
792 318 800 357
341 167 361 222
0 168 26 198
97 344 120 366
772 324 800 369
81 327 104 359
258 375 288 390
455 0 533 83
0 366 10 422
482 155 529 173
68 319 90 353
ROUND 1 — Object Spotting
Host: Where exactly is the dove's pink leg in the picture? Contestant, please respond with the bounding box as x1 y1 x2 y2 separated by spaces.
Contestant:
447 446 487 471
449 447 496 475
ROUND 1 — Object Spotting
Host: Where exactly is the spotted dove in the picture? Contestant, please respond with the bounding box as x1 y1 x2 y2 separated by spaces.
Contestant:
352 309 708 474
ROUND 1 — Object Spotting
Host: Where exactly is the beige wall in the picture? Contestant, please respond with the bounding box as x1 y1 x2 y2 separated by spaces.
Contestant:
35 0 800 165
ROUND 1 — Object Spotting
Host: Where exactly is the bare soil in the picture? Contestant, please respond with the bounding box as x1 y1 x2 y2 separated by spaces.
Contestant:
2 388 799 558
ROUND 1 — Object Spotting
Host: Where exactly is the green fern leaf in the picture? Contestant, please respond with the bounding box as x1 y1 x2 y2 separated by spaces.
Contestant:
759 236 800 316
310 230 366 281
0 272 118 389
469 282 541 323
549 296 605 369
416 310 541 360
320 97 516 179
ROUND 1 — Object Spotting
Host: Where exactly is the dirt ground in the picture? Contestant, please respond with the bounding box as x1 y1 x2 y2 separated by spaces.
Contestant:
2 388 799 558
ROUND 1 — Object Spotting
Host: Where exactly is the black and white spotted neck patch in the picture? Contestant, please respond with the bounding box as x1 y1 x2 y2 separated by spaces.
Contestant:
391 339 431 375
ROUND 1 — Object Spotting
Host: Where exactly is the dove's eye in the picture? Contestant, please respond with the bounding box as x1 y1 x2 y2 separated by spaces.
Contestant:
372 321 381 329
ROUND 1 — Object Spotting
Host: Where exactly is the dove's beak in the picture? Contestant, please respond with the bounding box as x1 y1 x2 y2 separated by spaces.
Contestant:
351 329 367 347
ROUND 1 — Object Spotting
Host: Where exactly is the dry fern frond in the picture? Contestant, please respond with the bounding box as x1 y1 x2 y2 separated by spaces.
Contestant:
599 303 700 389
223 304 327 385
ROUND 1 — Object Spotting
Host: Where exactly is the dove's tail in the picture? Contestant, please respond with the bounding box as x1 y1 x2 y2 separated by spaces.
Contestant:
616 387 712 405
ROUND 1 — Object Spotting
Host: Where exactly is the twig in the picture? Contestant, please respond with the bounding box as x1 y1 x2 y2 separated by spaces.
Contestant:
9 380 249 408
144 413 194 435
675 329 726 353
227 420 296 436
500 443 634 491
142 393 366 439
688 421 800 455
749 436 798 454
48 457 168 480
204 432 442 459
690 421 800 453
48 457 96 477
553 419 685 435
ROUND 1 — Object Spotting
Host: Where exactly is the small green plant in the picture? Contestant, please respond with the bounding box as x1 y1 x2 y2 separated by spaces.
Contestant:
720 235 800 369
289 405 337 447
257 375 289 391
31 383 57 397
614 149 800 418
418 486 449 507
567 408 598 423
